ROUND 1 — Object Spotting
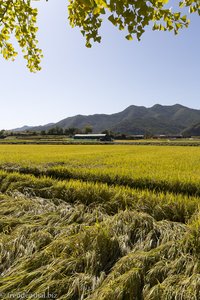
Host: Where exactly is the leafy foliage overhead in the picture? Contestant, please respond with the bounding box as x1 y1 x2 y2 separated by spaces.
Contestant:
0 0 42 72
0 0 199 71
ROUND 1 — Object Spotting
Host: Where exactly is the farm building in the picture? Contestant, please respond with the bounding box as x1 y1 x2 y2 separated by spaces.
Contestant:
74 134 112 141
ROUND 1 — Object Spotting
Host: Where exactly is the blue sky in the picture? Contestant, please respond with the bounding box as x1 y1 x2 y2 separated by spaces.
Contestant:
0 0 200 130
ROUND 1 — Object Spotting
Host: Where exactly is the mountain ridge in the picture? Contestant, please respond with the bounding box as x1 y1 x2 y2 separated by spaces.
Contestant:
12 104 200 135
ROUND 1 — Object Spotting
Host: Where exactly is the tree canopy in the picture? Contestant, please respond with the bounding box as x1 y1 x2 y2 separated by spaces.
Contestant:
0 0 199 72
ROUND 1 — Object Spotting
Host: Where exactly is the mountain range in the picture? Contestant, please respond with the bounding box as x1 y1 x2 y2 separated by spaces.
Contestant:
12 104 200 136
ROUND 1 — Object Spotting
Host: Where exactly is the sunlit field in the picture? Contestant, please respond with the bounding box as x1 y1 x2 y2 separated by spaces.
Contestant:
0 145 200 299
0 144 200 185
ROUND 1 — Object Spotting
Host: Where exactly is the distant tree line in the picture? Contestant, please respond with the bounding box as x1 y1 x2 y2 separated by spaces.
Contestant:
0 127 148 139
0 125 94 138
41 125 93 136
0 130 5 139
1 127 187 140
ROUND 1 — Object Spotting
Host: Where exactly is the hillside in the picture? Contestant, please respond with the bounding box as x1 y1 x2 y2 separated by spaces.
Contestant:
182 122 200 136
13 104 200 135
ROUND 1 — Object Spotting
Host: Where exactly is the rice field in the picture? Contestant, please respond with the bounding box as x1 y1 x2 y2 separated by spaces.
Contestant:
0 145 200 299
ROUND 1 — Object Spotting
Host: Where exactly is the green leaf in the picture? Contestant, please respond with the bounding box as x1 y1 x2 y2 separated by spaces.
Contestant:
125 34 133 41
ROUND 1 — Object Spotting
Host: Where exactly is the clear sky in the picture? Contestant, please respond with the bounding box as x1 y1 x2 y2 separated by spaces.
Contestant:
0 0 200 130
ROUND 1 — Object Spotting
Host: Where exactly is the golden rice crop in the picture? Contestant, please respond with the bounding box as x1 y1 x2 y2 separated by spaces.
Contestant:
0 144 200 299
0 144 199 182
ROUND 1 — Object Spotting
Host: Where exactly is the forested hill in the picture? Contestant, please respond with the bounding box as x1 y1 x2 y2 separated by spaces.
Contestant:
14 104 200 135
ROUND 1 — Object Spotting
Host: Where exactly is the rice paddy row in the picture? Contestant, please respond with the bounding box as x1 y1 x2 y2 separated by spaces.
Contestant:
0 144 200 199
2 164 200 199
0 144 200 299
0 145 200 184
0 170 199 222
